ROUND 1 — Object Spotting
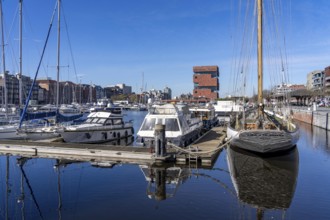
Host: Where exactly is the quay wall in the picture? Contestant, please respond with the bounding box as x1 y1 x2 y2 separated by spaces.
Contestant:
293 109 330 130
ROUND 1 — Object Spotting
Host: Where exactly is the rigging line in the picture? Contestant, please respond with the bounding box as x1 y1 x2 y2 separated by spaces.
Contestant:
23 3 50 78
61 3 79 84
231 0 244 96
19 165 44 220
18 0 58 129
5 4 19 73
235 0 253 96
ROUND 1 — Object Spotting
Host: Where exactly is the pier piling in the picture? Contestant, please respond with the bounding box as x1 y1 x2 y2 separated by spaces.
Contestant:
154 124 166 157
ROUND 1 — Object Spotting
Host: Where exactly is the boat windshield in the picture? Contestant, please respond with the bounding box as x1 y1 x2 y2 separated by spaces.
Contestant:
85 117 105 124
140 118 179 132
141 118 156 131
165 118 180 131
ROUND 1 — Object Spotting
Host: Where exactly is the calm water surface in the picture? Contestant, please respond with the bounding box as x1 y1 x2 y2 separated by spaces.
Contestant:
0 111 329 220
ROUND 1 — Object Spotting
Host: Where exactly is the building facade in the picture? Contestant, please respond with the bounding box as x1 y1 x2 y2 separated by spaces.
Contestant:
0 72 38 106
324 66 330 95
163 87 172 100
309 70 324 92
193 65 219 100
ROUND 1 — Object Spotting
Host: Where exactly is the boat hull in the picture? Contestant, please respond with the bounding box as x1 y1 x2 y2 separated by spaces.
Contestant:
0 125 26 140
136 127 202 147
24 131 61 141
60 127 134 144
227 126 299 154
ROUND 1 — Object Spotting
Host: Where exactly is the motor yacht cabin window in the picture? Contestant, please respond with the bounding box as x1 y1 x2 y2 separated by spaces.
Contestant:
86 118 93 123
91 118 100 123
104 119 113 125
165 118 180 131
113 119 122 125
141 118 156 131
98 118 106 124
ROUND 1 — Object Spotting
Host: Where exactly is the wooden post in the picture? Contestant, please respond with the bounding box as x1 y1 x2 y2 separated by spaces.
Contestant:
154 124 166 157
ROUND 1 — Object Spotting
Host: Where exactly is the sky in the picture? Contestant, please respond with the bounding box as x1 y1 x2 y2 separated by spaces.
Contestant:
1 0 330 98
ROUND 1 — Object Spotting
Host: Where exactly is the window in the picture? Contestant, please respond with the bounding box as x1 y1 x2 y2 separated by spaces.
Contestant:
113 119 122 125
91 118 100 123
98 118 106 124
141 118 156 131
104 119 112 125
165 118 180 131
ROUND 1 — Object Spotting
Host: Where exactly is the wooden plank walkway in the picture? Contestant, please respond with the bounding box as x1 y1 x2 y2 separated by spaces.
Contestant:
175 126 227 165
0 140 155 165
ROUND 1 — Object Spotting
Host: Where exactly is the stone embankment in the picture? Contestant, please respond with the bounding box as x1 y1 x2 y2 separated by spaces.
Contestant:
293 108 330 130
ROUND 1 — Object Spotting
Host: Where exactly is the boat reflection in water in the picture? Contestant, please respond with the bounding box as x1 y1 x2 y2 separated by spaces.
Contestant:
139 164 190 200
227 146 299 218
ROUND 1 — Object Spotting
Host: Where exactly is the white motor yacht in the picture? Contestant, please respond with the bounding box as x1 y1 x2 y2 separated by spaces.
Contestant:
136 104 203 147
60 109 133 144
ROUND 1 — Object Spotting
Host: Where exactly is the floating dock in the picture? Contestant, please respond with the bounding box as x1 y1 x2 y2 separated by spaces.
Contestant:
175 126 227 165
0 126 226 166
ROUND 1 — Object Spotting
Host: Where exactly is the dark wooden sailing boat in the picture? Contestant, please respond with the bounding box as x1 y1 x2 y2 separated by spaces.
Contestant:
226 0 299 154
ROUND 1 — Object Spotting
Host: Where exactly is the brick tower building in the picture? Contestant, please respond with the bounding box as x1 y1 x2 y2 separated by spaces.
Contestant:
193 65 219 100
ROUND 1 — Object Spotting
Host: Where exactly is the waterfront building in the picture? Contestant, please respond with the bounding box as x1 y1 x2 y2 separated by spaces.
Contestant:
308 70 324 92
0 72 38 105
324 66 330 96
94 85 105 100
104 83 132 99
163 87 172 100
193 65 219 100
37 78 59 104
116 83 132 95
273 83 306 96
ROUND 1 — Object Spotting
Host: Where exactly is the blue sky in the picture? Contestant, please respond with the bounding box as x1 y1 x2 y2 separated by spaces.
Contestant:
2 0 330 97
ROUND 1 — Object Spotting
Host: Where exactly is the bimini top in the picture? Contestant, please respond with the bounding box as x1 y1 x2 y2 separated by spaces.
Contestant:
149 104 179 115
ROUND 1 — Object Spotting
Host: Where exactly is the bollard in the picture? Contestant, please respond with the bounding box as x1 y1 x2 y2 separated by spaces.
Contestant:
154 123 166 157
313 102 317 111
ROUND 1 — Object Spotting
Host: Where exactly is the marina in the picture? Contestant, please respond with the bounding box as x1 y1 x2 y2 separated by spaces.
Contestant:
0 123 227 166
0 112 329 219
0 0 329 219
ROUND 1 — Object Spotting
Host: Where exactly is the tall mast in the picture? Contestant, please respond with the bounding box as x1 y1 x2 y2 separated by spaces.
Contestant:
56 0 61 108
0 0 7 118
257 0 263 109
19 0 23 107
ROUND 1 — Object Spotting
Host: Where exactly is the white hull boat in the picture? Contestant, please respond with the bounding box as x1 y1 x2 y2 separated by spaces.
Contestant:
60 111 133 144
0 125 26 140
136 104 203 147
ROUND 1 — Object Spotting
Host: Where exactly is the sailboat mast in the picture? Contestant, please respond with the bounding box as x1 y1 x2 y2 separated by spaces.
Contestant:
257 0 263 109
19 0 23 107
56 0 61 108
0 0 7 118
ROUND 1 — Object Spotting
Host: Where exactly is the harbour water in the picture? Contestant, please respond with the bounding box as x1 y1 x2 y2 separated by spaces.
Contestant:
0 111 329 220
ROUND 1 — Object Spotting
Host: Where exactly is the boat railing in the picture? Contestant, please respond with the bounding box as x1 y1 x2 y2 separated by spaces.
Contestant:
149 107 178 115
